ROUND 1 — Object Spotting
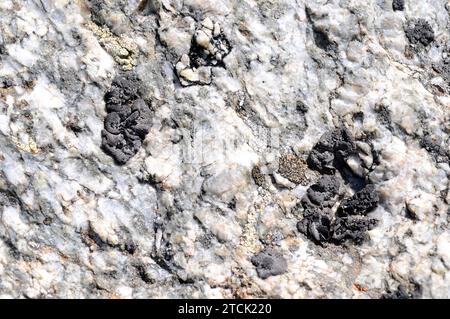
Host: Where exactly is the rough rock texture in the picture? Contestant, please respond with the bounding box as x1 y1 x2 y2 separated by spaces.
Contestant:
0 0 449 299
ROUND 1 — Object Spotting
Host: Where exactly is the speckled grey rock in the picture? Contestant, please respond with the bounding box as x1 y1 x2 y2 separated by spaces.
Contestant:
0 0 449 299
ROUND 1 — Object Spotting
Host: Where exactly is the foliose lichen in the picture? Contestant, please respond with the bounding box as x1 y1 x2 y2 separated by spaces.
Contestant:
101 73 152 165
251 248 288 279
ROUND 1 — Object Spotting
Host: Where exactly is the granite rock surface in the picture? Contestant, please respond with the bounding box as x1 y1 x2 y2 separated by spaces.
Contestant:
0 0 449 298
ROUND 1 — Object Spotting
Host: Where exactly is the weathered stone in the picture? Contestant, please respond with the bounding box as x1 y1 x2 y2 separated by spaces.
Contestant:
0 0 448 299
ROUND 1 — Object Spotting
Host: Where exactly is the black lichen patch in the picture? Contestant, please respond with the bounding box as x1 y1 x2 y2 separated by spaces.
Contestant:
298 128 381 245
307 126 373 192
298 182 379 245
101 73 152 165
392 0 405 11
104 73 140 109
227 197 237 210
306 175 340 207
197 232 215 249
332 214 378 244
337 184 379 216
251 248 288 279
297 210 333 243
313 28 337 53
189 32 231 69
332 184 379 244
381 284 422 299
307 127 357 174
296 175 340 243
405 19 434 48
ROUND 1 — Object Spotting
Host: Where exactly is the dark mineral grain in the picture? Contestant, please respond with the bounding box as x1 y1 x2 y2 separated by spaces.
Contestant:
420 135 450 164
381 284 422 299
296 101 309 113
101 74 152 165
405 19 434 47
251 248 288 279
0 189 21 207
86 0 106 25
305 6 337 54
0 77 14 88
189 33 231 69
375 104 393 129
392 0 405 11
433 53 450 84
313 28 337 53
